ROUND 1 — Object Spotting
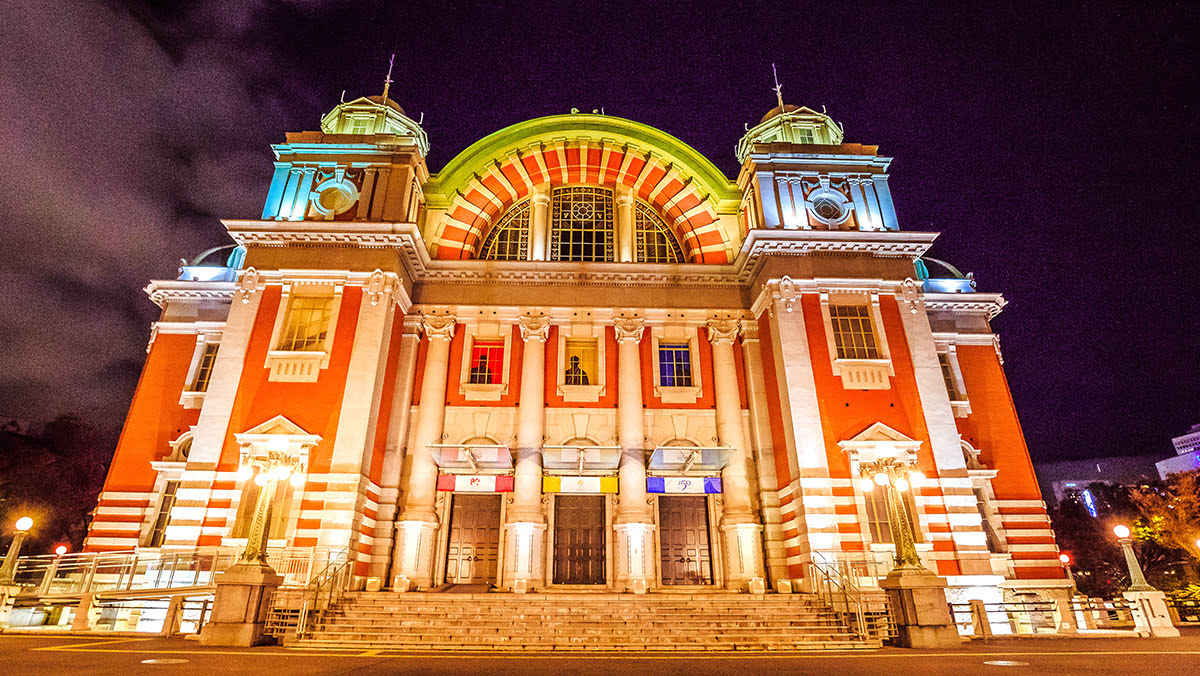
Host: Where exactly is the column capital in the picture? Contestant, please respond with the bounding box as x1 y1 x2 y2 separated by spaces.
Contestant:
615 194 635 207
706 318 741 345
518 315 550 343
613 316 646 344
421 314 457 341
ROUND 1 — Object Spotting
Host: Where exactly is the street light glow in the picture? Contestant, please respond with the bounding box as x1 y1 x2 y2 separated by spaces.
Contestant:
859 477 875 492
1059 553 1070 564
14 517 33 532
894 477 909 492
873 472 889 486
909 470 925 487
236 465 253 481
55 545 67 556
289 472 305 487
1113 524 1131 539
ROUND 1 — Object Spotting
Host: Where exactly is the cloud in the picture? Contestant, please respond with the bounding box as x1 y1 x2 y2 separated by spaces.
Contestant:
0 1 312 427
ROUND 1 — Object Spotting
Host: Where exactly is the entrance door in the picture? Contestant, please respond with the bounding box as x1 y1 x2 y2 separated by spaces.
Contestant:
553 495 606 584
445 494 501 584
659 495 713 585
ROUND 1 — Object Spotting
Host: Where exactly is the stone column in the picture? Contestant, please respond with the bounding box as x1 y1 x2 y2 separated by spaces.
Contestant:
615 187 635 262
504 315 550 591
707 318 765 592
392 314 456 590
530 186 551 261
613 316 653 593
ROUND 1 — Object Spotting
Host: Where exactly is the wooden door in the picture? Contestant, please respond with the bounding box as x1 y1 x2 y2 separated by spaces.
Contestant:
445 494 501 584
553 495 606 584
658 495 713 585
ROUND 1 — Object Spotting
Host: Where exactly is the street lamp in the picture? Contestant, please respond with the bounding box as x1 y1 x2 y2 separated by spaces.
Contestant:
236 453 305 565
0 516 34 585
1113 524 1155 592
1059 552 1077 594
859 458 929 572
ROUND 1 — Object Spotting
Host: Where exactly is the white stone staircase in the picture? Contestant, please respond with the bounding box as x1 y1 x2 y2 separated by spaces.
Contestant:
286 591 881 651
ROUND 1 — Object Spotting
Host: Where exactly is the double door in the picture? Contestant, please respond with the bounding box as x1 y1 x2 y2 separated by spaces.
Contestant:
445 494 501 584
659 495 713 585
553 495 606 584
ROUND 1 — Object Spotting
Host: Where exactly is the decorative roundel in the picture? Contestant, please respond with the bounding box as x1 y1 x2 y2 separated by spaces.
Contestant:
805 187 852 225
570 202 595 220
311 178 359 216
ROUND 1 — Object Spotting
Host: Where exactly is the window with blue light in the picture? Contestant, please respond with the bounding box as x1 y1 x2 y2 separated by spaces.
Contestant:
658 343 693 387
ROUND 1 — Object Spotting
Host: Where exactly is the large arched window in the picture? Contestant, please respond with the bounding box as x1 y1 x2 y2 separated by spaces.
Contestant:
551 186 614 262
480 199 530 260
635 202 684 263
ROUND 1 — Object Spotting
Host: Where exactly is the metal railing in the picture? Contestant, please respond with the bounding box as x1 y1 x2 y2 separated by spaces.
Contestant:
264 548 354 640
805 553 894 643
5 546 346 598
950 600 1059 637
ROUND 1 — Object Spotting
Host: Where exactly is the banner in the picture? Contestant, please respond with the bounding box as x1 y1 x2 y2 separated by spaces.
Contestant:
436 474 514 492
542 476 618 493
646 477 722 494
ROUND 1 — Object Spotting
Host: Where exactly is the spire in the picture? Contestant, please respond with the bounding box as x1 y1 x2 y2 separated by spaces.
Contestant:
772 63 785 109
382 53 395 101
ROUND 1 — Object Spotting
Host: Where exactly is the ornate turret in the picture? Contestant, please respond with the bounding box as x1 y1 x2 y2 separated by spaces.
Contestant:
736 104 844 164
320 95 429 157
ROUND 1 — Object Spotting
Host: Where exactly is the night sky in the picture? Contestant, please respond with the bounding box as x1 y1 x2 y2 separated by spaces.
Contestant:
0 2 1196 464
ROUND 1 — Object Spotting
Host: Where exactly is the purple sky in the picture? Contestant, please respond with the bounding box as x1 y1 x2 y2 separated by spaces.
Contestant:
0 1 1196 463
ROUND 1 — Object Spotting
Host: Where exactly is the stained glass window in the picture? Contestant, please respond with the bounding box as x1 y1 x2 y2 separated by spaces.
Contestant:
551 187 614 262
480 200 530 260
635 202 683 263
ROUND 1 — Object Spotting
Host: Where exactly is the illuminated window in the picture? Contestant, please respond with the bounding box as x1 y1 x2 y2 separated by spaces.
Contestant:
480 200 530 261
938 352 960 400
797 128 815 144
468 340 504 385
635 202 683 263
278 296 333 351
564 339 597 385
829 305 880 359
189 343 219 392
348 116 371 134
551 187 614 262
658 343 693 387
147 481 179 548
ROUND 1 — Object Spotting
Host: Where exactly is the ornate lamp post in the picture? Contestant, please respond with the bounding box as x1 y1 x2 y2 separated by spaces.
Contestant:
1113 524 1155 592
858 458 928 572
0 517 34 585
234 449 306 566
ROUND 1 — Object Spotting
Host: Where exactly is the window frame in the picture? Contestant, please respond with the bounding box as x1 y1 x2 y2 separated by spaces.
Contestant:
264 283 344 382
649 326 703 404
819 291 894 390
457 322 513 401
556 324 606 403
179 330 223 409
549 186 615 262
633 201 683 263
479 198 532 261
934 342 972 417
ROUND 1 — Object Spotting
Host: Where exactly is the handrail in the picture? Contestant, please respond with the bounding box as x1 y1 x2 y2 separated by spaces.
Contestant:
294 547 353 640
806 553 869 641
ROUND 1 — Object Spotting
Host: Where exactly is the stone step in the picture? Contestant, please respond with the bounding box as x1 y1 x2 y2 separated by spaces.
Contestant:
294 640 876 652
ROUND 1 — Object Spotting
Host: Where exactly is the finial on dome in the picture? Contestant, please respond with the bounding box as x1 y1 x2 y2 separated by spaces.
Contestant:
772 63 785 110
382 53 395 101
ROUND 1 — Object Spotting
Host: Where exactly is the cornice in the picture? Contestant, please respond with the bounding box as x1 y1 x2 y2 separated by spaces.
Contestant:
924 292 1008 319
145 281 235 308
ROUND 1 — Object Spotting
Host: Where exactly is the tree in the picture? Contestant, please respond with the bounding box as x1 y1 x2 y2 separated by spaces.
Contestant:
1129 469 1200 565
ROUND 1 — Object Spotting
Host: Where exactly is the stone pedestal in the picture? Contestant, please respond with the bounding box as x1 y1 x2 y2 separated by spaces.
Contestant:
879 568 961 648
198 563 283 647
1123 590 1181 638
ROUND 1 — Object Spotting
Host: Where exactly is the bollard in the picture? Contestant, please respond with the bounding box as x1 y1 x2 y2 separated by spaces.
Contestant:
1054 597 1078 634
968 599 992 639
71 593 95 631
161 596 183 637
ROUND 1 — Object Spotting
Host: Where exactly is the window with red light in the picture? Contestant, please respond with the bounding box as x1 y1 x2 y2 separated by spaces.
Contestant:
469 340 504 384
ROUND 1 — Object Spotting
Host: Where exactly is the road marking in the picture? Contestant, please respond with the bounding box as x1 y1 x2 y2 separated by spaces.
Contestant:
358 649 383 656
35 638 149 652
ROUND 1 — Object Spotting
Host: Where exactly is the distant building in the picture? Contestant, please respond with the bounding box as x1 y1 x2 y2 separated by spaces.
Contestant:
1156 424 1200 479
1035 455 1162 512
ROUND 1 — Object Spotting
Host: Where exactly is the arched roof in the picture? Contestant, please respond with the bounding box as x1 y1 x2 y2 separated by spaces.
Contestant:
425 114 741 263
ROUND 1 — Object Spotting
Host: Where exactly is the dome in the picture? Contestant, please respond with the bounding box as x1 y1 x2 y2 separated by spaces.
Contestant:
736 104 845 164
319 94 429 156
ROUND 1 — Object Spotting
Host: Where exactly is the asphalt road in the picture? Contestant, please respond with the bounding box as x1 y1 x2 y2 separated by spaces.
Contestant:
1 630 1198 675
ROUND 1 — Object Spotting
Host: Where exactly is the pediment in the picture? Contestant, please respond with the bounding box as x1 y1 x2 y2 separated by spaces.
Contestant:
240 415 310 437
844 422 915 444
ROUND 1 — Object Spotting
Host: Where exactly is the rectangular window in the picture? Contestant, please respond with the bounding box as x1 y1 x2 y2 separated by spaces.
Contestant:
829 305 881 359
348 117 371 134
147 480 179 548
564 339 598 386
190 343 220 392
938 352 960 400
797 128 815 143
279 296 333 351
468 340 504 385
658 343 693 387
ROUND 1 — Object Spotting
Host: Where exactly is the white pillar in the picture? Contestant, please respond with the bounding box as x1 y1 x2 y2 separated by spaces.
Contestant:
504 315 550 590
392 314 456 590
613 316 653 592
706 318 764 591
530 186 551 261
616 187 635 262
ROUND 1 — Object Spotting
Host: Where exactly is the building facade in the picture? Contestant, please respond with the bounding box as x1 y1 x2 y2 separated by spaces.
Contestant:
85 93 1066 603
